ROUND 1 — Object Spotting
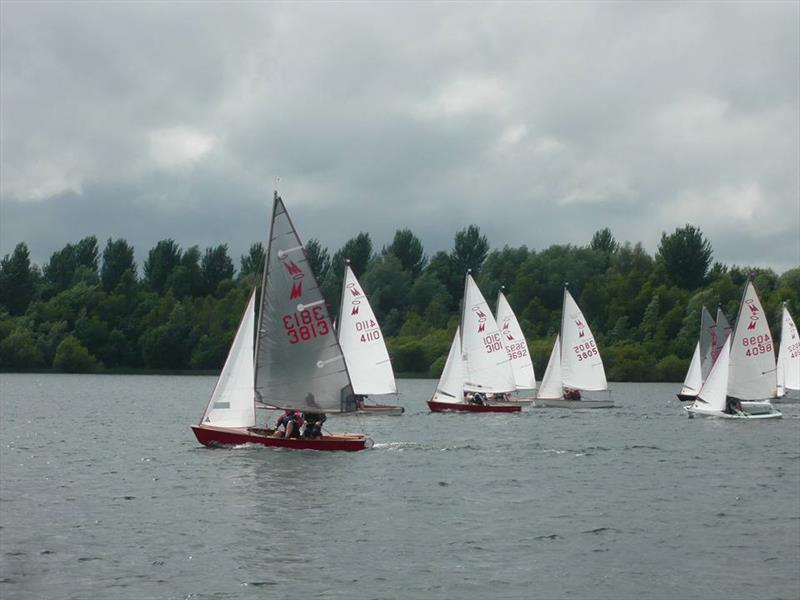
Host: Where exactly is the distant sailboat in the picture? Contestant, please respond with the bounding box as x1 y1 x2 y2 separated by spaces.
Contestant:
495 288 536 405
428 273 521 413
712 305 732 363
685 280 781 419
337 262 404 415
775 303 799 401
534 287 613 408
677 306 716 402
191 193 372 450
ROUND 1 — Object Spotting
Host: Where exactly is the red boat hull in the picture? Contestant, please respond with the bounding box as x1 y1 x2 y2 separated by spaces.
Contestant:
191 425 371 451
426 400 521 413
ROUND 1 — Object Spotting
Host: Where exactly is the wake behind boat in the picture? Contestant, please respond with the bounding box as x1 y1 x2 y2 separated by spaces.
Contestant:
428 272 521 413
191 193 372 451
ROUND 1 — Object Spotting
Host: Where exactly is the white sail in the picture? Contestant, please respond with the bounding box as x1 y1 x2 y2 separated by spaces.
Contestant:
560 289 607 392
338 264 397 395
201 290 257 428
254 195 354 413
537 335 562 399
495 290 536 390
699 306 716 380
679 342 703 397
694 336 731 413
776 305 800 396
727 281 776 401
433 328 465 403
712 306 732 362
460 274 516 393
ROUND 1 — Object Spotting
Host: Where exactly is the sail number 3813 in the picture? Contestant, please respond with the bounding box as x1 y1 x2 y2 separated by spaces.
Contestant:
282 307 329 344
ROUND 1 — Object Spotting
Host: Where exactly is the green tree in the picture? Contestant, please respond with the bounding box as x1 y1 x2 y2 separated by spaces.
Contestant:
452 225 489 277
304 239 330 282
0 325 44 368
384 229 427 279
0 242 36 315
101 238 136 292
144 239 182 294
361 255 412 334
201 244 234 296
590 228 619 254
657 224 713 290
170 246 203 299
239 243 265 279
52 335 101 372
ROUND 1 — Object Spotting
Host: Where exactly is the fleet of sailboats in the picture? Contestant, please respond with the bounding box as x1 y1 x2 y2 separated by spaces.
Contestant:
534 287 612 408
685 281 782 419
191 194 794 449
428 273 521 412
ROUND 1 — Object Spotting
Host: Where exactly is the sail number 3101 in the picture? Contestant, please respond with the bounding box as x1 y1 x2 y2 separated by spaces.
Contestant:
282 307 329 344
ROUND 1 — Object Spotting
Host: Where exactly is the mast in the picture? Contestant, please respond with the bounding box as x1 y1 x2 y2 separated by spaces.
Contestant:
253 191 278 406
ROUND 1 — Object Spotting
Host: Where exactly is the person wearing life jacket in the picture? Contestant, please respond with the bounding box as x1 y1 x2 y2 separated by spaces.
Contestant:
272 409 304 438
302 412 326 439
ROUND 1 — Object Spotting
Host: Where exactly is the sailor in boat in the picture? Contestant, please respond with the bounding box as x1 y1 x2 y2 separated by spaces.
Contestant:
272 409 304 438
302 412 327 439
725 397 744 416
563 388 582 401
466 392 487 405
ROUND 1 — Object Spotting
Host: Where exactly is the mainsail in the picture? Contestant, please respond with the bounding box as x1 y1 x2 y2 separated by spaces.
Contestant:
776 305 800 397
460 274 515 393
699 306 716 379
495 290 536 390
712 306 732 362
254 195 354 413
727 281 775 401
560 288 608 392
338 264 397 396
433 327 465 403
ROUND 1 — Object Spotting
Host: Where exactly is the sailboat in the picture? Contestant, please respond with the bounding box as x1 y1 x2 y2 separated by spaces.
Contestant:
336 261 404 415
428 272 521 413
191 193 372 451
712 305 732 363
775 303 799 401
534 287 613 408
685 280 781 419
677 306 716 401
494 288 536 405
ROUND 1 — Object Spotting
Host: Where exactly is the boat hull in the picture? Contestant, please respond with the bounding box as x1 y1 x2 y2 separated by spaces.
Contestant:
426 400 521 413
533 398 614 409
676 393 697 402
191 425 371 451
739 400 774 415
683 406 782 420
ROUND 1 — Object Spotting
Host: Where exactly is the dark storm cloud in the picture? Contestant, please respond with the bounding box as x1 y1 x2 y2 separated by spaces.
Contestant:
1 1 798 272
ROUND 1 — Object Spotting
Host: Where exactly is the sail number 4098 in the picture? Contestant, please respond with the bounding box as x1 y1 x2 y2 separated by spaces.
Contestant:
742 334 772 356
282 307 329 344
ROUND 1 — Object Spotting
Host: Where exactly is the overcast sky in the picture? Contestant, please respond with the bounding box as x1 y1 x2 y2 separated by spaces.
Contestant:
1 1 798 275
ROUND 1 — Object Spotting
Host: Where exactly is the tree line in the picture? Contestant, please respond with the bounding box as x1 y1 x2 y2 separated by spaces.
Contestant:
0 225 797 380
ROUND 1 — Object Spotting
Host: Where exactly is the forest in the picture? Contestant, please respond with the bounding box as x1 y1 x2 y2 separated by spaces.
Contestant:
0 224 797 381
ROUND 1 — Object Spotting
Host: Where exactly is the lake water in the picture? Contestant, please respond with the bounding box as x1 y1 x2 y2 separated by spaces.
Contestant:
1 374 798 600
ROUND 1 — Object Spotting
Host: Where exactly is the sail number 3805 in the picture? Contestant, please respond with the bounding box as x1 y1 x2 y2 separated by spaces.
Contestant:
282 307 329 344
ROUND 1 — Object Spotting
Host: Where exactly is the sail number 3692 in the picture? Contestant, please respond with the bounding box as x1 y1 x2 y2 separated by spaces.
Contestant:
282 307 329 344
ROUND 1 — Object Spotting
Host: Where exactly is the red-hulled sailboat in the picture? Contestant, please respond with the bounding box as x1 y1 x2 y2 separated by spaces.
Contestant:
191 192 372 451
427 272 521 413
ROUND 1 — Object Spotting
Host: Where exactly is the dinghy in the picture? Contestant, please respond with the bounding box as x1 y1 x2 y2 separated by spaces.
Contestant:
336 262 404 415
677 306 716 402
427 273 521 413
494 289 536 406
191 193 372 451
775 303 799 402
533 287 613 408
685 280 781 420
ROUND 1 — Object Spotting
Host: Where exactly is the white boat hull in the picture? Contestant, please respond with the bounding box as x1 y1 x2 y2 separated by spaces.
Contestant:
532 398 614 409
739 400 774 415
683 406 782 420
